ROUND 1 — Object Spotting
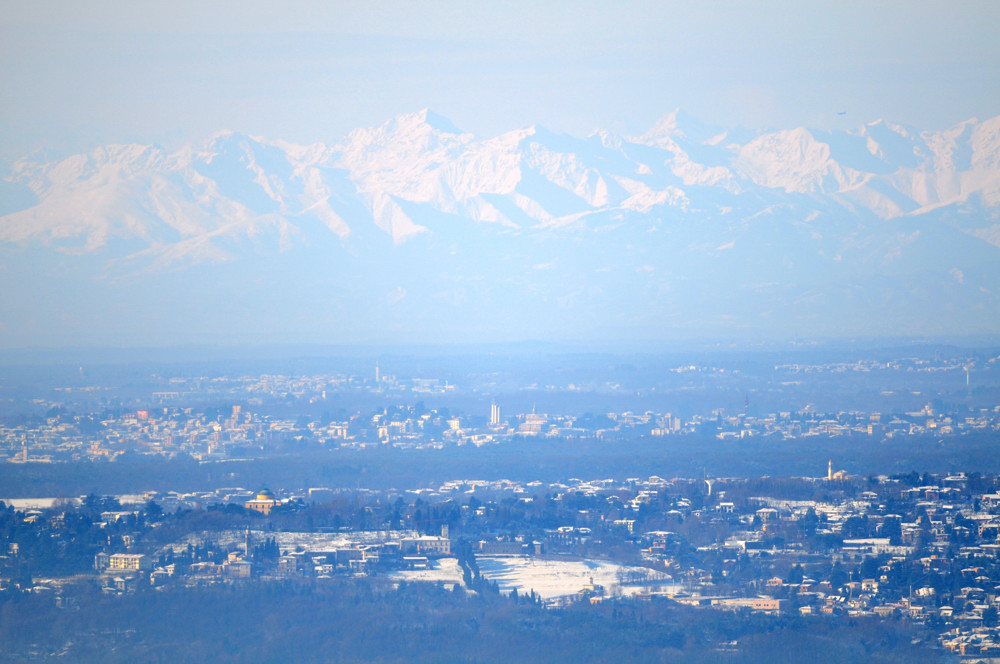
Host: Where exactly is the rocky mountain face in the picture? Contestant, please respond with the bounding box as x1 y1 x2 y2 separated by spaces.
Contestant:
2 110 999 347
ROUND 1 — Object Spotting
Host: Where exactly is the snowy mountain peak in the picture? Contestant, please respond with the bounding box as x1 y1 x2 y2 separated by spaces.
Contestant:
337 110 475 173
637 109 731 147
381 109 462 136
417 108 464 135
347 109 468 145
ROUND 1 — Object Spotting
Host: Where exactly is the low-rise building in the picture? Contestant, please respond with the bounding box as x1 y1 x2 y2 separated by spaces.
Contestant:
108 553 151 572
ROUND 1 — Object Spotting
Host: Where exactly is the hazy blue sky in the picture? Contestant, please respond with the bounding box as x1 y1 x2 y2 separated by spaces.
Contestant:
3 0 999 159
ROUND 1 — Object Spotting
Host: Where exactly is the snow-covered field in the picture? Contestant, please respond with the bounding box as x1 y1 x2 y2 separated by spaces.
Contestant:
386 555 679 603
0 498 74 510
475 556 679 601
387 557 465 587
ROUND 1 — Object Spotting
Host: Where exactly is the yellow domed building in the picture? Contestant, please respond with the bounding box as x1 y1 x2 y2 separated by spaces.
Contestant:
245 488 279 514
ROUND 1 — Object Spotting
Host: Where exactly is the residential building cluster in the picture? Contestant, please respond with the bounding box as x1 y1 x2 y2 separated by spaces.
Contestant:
5 468 1000 657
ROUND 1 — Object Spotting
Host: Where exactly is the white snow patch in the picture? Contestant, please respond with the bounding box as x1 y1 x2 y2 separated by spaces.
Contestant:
388 557 466 587
475 556 677 602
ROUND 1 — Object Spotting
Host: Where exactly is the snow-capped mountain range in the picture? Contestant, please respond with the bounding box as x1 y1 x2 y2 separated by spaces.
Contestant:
2 109 999 347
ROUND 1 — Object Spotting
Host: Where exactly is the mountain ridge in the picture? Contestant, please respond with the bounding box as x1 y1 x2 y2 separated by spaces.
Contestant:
5 110 1000 255
2 110 999 347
